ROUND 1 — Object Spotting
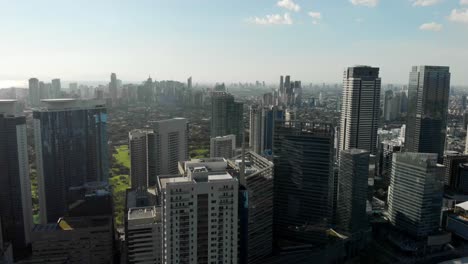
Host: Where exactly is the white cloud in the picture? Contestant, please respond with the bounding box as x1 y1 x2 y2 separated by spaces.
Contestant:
249 13 293 25
419 22 443 31
412 0 442 7
350 0 379 7
308 12 322 24
277 0 300 12
308 12 322 20
461 0 468 5
449 8 468 23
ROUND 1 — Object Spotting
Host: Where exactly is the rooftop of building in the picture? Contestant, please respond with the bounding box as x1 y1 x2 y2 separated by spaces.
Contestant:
158 172 234 189
126 188 157 209
128 206 159 220
32 216 111 232
34 99 106 111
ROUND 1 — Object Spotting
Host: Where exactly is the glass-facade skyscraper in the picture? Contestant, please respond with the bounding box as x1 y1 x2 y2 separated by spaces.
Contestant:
211 92 243 147
405 66 450 160
273 121 334 245
34 99 108 223
339 66 381 156
0 100 32 254
387 152 444 238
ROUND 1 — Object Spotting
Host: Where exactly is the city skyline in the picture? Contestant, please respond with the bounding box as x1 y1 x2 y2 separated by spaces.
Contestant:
1 0 468 86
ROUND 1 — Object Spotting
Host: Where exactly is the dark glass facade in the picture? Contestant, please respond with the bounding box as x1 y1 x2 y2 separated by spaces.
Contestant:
211 92 244 147
0 114 30 252
34 105 108 223
405 66 450 160
273 121 334 245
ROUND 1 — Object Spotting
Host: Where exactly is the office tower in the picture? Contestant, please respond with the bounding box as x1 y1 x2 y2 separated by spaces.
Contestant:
211 92 244 147
405 66 450 160
187 76 192 89
274 121 334 244
193 91 204 107
337 149 370 234
443 151 468 191
279 76 284 101
29 78 40 107
228 151 274 264
210 134 236 158
34 99 108 223
158 158 238 264
38 81 49 100
144 76 154 104
109 73 118 105
129 129 154 189
151 118 188 176
384 90 393 121
339 66 381 156
51 78 61 98
126 188 162 264
249 105 262 153
387 152 444 238
293 80 302 106
463 95 467 111
250 105 284 155
263 92 273 106
379 140 402 182
0 100 32 254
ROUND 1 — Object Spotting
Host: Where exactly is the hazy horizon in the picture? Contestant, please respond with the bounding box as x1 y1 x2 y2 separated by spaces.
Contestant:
1 0 468 85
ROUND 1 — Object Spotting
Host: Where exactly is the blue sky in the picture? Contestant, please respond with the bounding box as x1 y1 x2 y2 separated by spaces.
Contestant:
0 0 467 86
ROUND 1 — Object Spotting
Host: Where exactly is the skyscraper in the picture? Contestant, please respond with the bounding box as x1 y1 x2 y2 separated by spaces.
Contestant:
125 188 162 264
187 76 192 90
51 78 61 99
34 99 108 223
339 66 381 156
337 149 370 234
211 92 244 147
151 118 188 177
249 105 284 155
158 158 238 264
405 66 450 160
129 129 154 189
210 134 236 159
387 152 444 238
249 105 262 154
29 78 40 107
273 121 334 244
0 100 33 253
228 151 274 264
443 151 468 191
109 73 118 105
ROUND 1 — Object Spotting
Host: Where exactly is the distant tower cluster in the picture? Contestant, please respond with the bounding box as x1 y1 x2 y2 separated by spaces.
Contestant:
249 105 284 155
278 75 302 106
29 77 62 107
